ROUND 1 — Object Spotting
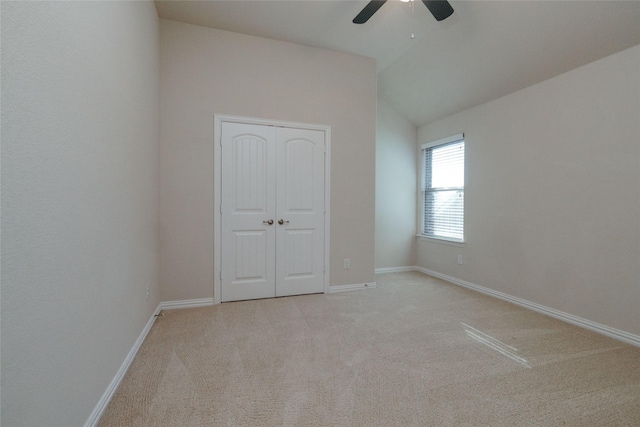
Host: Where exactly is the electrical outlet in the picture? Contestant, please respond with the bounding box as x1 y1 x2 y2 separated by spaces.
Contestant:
146 282 150 300
457 255 463 265
344 258 351 269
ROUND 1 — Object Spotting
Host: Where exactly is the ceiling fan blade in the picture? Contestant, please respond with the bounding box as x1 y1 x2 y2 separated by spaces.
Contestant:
353 0 387 24
422 0 454 21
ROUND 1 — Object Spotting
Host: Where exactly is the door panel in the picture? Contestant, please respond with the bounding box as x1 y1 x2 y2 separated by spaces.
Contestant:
233 231 268 280
234 136 268 211
275 127 325 297
221 123 276 302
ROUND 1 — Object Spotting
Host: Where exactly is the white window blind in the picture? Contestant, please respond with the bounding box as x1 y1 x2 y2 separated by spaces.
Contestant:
421 134 464 241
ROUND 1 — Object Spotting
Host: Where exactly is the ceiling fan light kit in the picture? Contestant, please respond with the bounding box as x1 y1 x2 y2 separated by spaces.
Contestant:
353 0 454 24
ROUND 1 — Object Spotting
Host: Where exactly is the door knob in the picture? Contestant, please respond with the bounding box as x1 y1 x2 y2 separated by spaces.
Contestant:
278 219 290 225
263 219 274 225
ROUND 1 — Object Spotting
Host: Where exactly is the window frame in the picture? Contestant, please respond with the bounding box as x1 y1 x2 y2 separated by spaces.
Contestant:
419 133 465 243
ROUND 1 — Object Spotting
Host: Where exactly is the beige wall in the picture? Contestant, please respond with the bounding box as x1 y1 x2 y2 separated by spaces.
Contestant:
375 98 417 269
417 45 640 336
159 20 377 301
1 1 160 425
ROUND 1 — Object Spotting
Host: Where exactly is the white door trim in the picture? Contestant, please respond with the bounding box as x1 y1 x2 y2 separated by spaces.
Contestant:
213 114 331 304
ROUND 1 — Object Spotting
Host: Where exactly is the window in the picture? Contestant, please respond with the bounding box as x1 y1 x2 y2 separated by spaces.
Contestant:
420 134 465 242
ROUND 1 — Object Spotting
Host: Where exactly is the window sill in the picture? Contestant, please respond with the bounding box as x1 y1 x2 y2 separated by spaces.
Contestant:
416 234 466 247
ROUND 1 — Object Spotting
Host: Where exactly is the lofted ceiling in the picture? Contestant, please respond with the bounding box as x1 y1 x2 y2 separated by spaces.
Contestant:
155 0 640 127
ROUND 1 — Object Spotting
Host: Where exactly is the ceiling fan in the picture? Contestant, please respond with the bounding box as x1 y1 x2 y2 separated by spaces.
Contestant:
353 0 454 24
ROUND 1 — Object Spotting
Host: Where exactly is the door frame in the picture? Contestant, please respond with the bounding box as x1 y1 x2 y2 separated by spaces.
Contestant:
213 114 331 304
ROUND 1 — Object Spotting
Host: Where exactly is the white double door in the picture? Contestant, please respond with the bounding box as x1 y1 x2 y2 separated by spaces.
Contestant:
221 122 326 302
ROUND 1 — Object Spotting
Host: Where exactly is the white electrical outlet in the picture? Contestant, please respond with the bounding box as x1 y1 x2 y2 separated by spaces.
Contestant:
344 258 351 269
146 282 150 300
457 255 463 265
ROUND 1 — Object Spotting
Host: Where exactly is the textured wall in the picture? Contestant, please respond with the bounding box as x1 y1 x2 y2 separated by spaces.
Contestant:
159 20 377 301
417 45 640 336
375 98 417 269
1 2 160 425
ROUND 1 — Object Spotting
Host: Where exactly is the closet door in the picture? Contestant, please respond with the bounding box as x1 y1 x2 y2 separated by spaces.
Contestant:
275 127 325 297
220 122 325 302
220 123 277 302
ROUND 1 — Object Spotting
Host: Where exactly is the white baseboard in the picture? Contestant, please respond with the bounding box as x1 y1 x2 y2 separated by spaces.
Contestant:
328 282 377 293
414 266 640 348
160 297 214 310
84 303 162 427
375 266 418 274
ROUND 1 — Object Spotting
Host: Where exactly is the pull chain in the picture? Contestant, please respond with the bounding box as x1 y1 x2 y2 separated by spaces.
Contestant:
410 0 415 39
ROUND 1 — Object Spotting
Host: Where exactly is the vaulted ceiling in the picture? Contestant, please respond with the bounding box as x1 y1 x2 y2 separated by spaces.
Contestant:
155 0 640 127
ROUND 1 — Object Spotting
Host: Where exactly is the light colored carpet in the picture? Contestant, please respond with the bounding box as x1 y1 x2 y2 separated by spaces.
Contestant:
99 271 640 426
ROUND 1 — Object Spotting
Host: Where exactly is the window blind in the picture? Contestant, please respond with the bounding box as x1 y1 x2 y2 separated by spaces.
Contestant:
422 138 464 241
